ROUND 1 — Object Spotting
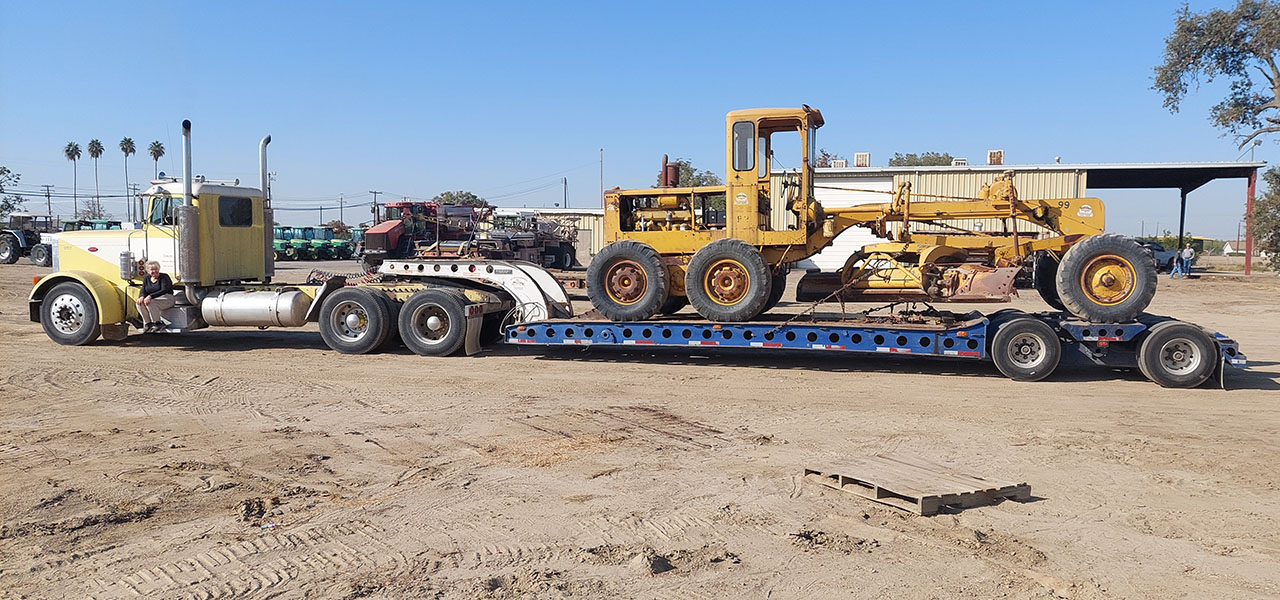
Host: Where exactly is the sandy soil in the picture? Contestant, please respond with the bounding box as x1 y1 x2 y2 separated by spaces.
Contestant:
0 261 1277 599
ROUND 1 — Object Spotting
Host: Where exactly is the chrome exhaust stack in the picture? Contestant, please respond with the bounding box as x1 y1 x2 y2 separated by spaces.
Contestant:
260 134 274 280
176 119 201 295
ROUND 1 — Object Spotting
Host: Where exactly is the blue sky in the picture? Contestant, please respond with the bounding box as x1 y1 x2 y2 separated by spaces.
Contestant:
0 0 1264 238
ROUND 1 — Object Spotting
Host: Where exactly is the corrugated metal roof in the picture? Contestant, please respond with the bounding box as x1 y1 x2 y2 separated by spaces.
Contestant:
814 161 1264 191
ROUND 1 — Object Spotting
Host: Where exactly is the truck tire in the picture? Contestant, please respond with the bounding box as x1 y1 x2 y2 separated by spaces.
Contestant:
0 233 19 264
399 289 467 356
587 240 669 321
685 239 771 322
28 244 51 267
658 294 688 315
1033 252 1065 312
1055 234 1156 323
372 291 402 351
762 271 788 313
319 287 392 354
41 282 102 345
990 317 1061 382
1137 322 1216 388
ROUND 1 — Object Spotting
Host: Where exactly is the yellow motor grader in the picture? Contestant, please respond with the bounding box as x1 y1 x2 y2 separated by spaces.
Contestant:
588 106 1156 323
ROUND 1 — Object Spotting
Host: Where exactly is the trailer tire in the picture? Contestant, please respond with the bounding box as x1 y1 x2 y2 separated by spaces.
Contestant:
1055 234 1156 322
588 240 668 321
1137 322 1216 388
990 317 1061 382
685 239 772 322
399 289 467 356
658 294 688 315
0 233 19 264
28 243 51 267
319 287 392 354
41 282 101 345
1033 252 1065 312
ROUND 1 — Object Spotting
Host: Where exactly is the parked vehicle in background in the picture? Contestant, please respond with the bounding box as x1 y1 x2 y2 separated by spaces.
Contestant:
1137 240 1178 272
1 212 57 267
62 219 123 232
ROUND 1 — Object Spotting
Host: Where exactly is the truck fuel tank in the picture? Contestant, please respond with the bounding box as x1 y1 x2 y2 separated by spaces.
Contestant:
201 289 311 328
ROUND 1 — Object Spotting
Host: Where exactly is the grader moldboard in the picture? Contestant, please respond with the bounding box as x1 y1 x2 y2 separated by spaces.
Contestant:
587 106 1157 324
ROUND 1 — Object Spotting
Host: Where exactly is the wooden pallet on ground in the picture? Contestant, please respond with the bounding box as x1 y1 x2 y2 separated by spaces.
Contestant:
804 454 1030 516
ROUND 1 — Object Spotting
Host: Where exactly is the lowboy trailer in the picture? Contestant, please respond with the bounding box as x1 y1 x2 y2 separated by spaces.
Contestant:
504 309 1246 389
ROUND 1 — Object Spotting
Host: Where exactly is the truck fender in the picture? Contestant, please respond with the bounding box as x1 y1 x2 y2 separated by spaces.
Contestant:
29 270 127 325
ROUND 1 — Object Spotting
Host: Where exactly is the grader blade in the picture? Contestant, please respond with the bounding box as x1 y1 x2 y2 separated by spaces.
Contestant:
940 265 1021 302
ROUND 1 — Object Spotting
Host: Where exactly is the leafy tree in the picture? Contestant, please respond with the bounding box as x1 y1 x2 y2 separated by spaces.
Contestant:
1253 167 1280 270
432 190 489 206
64 142 81 216
1154 0 1280 149
653 158 723 187
148 141 165 178
0 166 23 220
888 151 954 167
87 139 104 218
815 148 847 167
323 219 352 239
120 137 136 220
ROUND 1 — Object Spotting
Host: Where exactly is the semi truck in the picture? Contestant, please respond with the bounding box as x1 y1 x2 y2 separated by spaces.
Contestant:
27 120 1246 388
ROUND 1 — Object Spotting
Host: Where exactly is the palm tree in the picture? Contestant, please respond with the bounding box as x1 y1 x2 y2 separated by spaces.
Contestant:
87 139 104 218
64 142 81 217
120 137 136 220
148 141 165 179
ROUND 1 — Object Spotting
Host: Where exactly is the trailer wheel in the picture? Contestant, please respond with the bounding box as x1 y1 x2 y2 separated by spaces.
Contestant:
587 240 668 321
319 287 392 354
1055 234 1156 322
1033 252 1065 312
399 289 467 356
762 271 788 313
658 294 688 315
990 317 1061 382
0 233 19 264
685 239 772 322
28 244 51 267
41 282 101 345
1138 322 1216 388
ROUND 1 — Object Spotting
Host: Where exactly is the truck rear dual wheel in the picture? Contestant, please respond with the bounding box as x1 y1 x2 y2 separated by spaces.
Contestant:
399 289 467 356
1055 234 1156 323
1137 322 1216 388
319 288 393 354
587 240 669 321
41 282 101 345
990 317 1061 382
685 239 772 322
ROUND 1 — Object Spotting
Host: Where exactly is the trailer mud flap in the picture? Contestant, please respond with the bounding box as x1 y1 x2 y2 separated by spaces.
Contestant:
463 304 485 356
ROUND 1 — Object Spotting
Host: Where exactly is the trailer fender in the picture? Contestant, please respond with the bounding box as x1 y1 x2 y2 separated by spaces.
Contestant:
29 270 127 325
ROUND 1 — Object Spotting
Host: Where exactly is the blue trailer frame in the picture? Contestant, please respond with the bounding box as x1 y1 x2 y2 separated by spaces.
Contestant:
505 309 1246 388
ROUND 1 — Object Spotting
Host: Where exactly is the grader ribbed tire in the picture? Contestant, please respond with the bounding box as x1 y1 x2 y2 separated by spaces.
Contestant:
1033 252 1065 312
1055 234 1156 323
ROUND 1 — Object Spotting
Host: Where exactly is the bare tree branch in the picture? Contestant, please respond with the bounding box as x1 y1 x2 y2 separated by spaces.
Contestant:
1237 126 1280 149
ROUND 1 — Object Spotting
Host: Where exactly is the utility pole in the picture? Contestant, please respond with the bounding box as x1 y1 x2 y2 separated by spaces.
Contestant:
339 193 344 224
369 190 382 224
40 185 53 217
319 205 324 225
562 177 568 209
130 184 141 221
599 148 604 208
1140 220 1144 238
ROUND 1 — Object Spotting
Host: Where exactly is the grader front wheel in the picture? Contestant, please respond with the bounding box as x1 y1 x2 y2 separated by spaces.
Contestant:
1055 234 1156 323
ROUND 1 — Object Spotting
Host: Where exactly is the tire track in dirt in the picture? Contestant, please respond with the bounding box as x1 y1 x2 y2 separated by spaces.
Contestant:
92 521 408 599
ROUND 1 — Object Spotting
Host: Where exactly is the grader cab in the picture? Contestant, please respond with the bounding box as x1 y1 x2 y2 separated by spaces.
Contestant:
588 106 1157 323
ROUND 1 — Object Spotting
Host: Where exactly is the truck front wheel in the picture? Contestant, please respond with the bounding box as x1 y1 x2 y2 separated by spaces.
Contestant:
41 282 102 345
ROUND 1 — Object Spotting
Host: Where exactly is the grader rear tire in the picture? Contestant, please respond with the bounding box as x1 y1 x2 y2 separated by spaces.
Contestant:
685 239 771 322
1055 234 1156 323
657 294 688 315
762 271 788 313
1033 252 1065 312
587 241 668 321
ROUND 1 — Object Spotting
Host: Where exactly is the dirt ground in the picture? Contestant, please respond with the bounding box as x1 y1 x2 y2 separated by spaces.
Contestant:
0 260 1277 599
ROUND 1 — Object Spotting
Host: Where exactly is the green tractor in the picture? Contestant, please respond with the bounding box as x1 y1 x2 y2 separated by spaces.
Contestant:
272 226 307 260
299 226 336 260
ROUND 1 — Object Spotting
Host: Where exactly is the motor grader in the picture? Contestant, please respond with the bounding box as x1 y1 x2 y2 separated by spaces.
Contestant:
588 106 1156 323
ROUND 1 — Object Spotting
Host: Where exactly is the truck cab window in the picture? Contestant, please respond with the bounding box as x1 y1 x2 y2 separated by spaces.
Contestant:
149 196 174 225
